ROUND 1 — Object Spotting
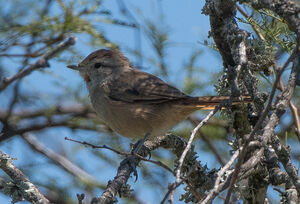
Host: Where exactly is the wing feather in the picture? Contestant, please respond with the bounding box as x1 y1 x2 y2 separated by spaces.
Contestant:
107 69 189 104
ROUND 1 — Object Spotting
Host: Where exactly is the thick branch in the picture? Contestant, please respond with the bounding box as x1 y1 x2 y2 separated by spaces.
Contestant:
92 134 217 204
91 154 140 203
0 151 49 203
260 51 300 192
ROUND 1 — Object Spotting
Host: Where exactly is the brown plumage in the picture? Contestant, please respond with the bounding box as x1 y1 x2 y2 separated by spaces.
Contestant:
67 49 252 139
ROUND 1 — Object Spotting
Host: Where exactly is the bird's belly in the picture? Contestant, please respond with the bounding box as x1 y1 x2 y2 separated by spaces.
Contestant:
94 103 160 139
91 97 194 139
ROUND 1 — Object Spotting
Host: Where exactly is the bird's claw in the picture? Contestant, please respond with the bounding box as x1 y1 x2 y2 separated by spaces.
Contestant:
121 156 139 181
121 133 151 182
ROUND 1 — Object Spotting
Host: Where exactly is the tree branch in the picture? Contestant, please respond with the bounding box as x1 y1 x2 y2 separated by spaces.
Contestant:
0 37 76 92
200 146 241 204
0 104 97 142
169 107 220 203
0 151 49 203
22 133 105 189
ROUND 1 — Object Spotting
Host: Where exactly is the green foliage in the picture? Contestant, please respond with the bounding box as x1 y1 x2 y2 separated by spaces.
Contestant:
182 50 206 95
0 0 118 55
144 19 170 76
246 38 274 74
236 7 296 53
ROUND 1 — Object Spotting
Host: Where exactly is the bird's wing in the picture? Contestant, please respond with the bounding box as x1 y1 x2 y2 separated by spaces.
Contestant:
106 69 189 104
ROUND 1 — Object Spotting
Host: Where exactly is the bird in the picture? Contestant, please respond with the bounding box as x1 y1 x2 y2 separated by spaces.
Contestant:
67 49 251 140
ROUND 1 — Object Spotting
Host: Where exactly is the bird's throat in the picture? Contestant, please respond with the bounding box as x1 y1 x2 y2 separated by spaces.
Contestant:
82 73 91 82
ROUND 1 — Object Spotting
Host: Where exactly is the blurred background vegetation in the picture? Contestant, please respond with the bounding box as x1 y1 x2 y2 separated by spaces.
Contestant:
0 0 299 203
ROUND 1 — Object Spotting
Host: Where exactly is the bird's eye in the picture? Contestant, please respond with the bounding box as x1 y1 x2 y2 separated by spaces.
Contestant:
94 63 103 69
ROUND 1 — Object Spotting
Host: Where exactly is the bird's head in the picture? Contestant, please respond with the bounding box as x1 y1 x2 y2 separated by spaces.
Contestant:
67 49 131 83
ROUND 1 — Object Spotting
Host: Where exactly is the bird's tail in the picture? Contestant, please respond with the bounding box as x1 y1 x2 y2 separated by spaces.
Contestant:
179 95 252 110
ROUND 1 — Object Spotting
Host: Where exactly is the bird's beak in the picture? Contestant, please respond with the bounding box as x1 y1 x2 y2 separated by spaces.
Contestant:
67 64 91 82
67 64 86 72
67 65 78 70
67 65 80 71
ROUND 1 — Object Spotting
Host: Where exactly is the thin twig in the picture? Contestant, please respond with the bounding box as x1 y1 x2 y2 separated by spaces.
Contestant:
224 141 247 204
288 100 300 141
145 134 204 202
65 137 128 156
1 120 70 142
132 153 175 175
168 106 220 203
277 71 300 142
160 181 184 204
0 37 76 92
0 52 42 58
4 80 21 121
236 4 265 40
136 152 202 202
0 105 94 142
176 107 219 181
0 105 94 120
65 137 176 176
22 134 104 187
188 117 226 166
200 147 241 204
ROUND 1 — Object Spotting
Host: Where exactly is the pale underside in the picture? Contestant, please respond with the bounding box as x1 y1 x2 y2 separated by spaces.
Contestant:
87 67 249 139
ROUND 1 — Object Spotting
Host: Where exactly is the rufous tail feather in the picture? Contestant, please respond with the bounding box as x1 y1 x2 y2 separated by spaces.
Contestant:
179 95 252 110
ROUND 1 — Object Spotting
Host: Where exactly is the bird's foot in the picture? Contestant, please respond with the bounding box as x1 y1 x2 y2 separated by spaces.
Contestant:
132 133 150 153
120 155 139 181
131 132 151 157
121 133 151 181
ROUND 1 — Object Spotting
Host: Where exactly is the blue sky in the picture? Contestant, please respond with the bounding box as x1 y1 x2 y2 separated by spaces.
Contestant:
0 0 290 203
0 1 223 203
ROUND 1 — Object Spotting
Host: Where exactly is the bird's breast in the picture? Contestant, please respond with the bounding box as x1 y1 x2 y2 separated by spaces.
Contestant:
89 91 196 139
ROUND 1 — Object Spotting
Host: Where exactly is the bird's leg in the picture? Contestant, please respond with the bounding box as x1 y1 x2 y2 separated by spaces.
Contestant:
120 133 151 181
132 132 150 155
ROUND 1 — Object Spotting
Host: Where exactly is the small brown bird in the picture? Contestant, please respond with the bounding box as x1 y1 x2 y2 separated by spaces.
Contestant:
67 49 251 139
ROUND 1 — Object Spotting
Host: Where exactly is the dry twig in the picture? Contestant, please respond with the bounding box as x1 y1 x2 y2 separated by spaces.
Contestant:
0 37 76 92
23 134 104 187
168 106 220 203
